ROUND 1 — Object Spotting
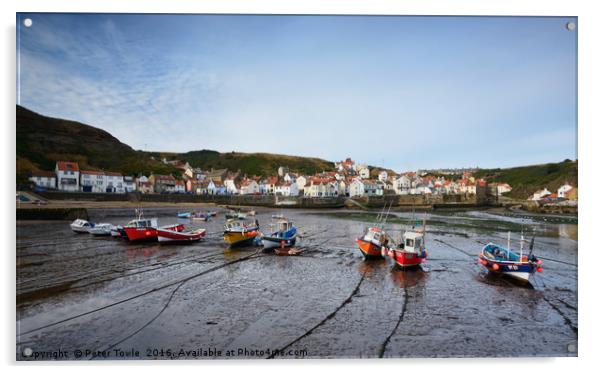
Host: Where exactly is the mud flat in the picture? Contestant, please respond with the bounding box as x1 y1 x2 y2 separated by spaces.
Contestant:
16 207 577 360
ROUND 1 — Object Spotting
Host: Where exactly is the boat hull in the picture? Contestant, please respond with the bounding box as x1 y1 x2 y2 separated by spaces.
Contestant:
262 236 296 249
158 228 206 243
224 231 258 247
356 238 384 259
123 227 158 242
70 226 90 233
89 229 111 236
479 256 535 282
390 250 425 268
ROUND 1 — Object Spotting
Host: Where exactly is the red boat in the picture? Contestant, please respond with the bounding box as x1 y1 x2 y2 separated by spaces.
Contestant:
386 228 428 268
122 217 159 242
157 224 206 243
356 227 388 259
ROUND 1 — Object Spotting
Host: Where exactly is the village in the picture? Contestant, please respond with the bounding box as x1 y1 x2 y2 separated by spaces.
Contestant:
25 157 577 204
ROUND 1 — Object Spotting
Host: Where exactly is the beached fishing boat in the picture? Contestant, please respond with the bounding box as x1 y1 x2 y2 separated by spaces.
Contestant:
478 233 542 282
225 210 239 219
223 218 259 247
122 211 159 242
386 229 429 268
188 211 209 221
70 219 95 233
356 227 389 259
262 218 297 250
110 225 123 237
157 224 206 243
355 202 393 259
88 223 113 236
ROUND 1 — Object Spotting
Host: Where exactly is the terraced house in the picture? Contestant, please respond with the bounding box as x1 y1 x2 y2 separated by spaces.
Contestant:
55 161 79 192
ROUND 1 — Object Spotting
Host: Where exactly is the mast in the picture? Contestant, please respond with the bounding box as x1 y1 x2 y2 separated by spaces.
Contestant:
507 231 511 252
519 231 525 262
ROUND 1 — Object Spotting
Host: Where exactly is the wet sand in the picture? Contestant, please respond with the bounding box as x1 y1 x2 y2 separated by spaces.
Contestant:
16 207 577 360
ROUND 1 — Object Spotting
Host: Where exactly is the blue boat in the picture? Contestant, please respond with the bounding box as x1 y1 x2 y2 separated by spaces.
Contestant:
262 218 297 250
478 234 542 283
177 212 192 218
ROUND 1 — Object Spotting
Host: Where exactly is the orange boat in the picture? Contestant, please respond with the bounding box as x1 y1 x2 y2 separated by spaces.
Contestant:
356 227 388 259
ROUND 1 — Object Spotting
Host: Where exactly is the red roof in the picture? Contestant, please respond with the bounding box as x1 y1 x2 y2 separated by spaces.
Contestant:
81 170 104 175
105 171 123 177
31 171 56 178
56 161 79 172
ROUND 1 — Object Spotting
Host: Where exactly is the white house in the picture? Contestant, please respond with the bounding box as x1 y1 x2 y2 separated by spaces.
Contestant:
105 172 125 193
278 166 289 177
558 183 574 199
174 180 186 193
378 171 388 183
259 177 279 195
531 188 552 201
123 176 136 192
413 185 433 195
240 179 260 195
207 180 227 195
349 179 365 197
295 176 307 195
29 171 56 189
393 175 412 195
136 176 153 194
363 180 384 196
275 182 299 196
358 166 370 179
304 178 337 197
224 178 238 194
80 170 106 193
55 161 80 192
283 173 297 184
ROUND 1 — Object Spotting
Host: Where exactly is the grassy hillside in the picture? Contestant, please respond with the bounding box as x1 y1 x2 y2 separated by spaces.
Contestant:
474 159 578 199
16 106 335 182
16 106 178 182
174 150 335 176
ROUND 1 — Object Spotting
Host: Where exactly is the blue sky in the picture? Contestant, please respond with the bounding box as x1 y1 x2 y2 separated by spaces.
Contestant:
17 14 577 171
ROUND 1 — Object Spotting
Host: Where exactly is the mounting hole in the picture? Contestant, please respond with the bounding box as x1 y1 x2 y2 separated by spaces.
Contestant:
23 18 33 27
566 21 575 31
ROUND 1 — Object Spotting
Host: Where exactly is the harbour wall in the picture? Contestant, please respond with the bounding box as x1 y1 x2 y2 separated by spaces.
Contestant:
34 191 481 209
16 208 89 221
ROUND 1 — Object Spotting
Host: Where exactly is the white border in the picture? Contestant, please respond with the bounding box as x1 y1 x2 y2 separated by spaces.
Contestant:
3 1 600 373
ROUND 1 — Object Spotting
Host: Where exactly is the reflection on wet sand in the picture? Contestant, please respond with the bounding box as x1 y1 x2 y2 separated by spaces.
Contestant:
390 267 428 289
16 207 577 359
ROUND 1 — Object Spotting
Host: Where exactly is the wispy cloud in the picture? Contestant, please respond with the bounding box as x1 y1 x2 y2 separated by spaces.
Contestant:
17 14 577 170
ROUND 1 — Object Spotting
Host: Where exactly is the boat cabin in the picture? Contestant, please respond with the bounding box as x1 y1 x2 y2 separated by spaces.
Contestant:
401 231 424 253
275 219 294 233
72 219 92 227
364 227 387 245
224 218 258 231
126 218 158 229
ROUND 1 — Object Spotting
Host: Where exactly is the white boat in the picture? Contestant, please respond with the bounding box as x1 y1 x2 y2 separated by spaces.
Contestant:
262 218 297 250
88 223 113 236
110 225 123 237
70 219 94 233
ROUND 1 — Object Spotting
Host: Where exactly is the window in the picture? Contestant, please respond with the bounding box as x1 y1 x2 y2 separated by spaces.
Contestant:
406 239 414 247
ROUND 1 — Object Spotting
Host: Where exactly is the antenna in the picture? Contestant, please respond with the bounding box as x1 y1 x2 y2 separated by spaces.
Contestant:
527 237 535 258
519 230 525 262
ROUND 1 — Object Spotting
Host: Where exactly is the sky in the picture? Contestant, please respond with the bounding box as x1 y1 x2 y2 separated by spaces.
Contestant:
17 14 577 171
